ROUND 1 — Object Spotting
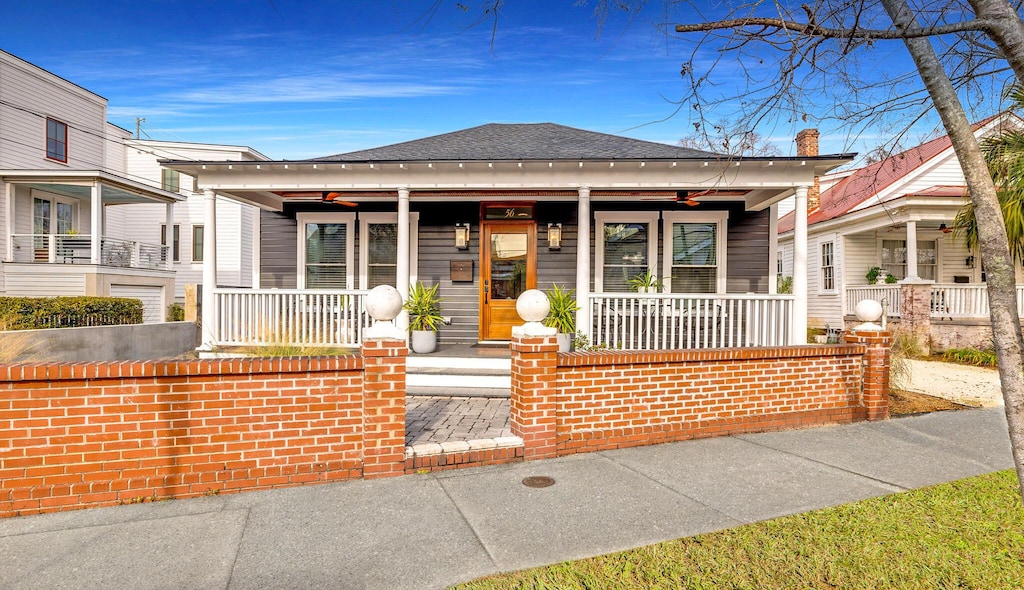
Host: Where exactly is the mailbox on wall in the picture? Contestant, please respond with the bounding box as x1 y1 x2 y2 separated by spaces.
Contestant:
450 260 474 282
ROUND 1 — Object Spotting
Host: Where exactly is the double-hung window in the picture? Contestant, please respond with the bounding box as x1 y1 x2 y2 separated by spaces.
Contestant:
662 211 727 293
191 226 204 262
160 224 181 262
46 118 67 162
821 241 835 292
594 212 659 292
297 213 354 289
358 213 419 290
881 239 937 280
161 169 180 193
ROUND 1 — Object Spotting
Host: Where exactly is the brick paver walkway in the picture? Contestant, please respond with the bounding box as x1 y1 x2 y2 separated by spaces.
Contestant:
405 396 512 446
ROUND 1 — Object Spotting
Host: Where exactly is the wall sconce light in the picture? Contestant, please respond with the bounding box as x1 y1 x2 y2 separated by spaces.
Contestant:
966 255 976 268
454 223 470 250
547 223 562 250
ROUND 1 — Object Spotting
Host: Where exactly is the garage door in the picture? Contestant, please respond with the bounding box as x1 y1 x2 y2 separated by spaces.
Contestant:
109 285 165 324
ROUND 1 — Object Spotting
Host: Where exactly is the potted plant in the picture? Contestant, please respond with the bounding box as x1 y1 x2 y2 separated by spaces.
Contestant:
403 281 443 354
866 266 886 285
543 284 579 352
628 270 664 293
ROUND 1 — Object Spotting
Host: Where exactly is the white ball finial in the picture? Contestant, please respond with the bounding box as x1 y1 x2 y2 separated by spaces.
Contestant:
854 299 883 331
365 285 402 321
364 285 404 340
512 289 556 337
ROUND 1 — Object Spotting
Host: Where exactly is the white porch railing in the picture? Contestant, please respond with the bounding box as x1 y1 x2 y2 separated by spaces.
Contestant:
10 234 170 270
212 288 371 347
846 285 902 317
590 293 795 350
930 284 1024 318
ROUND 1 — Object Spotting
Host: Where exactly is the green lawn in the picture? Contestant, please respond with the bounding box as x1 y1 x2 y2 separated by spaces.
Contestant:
454 470 1024 590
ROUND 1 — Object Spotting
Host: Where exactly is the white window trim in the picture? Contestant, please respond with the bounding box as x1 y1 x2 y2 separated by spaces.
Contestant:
876 236 940 281
661 210 728 294
296 212 355 289
819 239 836 294
594 211 659 292
358 212 420 290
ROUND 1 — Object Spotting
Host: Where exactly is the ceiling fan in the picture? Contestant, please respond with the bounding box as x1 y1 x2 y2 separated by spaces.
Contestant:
272 191 358 207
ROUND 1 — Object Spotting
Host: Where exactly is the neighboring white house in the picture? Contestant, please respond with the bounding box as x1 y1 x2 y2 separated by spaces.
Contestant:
778 113 1024 333
0 49 183 323
120 140 267 301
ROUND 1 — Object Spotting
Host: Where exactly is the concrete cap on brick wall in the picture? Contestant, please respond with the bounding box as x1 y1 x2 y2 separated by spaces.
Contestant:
854 299 883 331
512 289 557 337
365 285 405 340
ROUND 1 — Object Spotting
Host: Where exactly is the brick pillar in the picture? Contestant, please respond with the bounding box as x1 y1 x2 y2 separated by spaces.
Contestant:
845 330 892 421
361 338 407 479
510 335 559 460
899 281 932 355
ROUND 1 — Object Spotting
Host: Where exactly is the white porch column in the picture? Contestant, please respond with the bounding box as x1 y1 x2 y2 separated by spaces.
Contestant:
90 183 102 264
575 185 591 338
793 185 809 344
164 202 174 270
768 202 779 294
4 182 13 261
905 220 919 280
199 189 218 350
396 187 411 332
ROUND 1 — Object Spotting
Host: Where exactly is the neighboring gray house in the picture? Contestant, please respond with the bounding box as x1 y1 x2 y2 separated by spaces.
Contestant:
166 124 852 349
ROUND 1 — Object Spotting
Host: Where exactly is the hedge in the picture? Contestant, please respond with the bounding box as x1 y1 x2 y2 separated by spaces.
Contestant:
0 296 144 330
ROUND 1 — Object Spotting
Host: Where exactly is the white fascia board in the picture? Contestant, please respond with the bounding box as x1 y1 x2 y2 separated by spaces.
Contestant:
779 196 965 243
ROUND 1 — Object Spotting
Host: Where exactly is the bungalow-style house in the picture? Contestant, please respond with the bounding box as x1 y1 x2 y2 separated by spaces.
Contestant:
120 139 267 301
0 49 182 323
164 123 853 350
778 116 1024 350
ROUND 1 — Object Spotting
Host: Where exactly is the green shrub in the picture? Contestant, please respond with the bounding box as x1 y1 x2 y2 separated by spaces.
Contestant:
0 296 143 330
942 346 999 367
166 302 185 322
777 275 793 294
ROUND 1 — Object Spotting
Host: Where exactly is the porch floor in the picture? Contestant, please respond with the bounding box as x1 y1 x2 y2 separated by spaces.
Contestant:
405 396 512 446
412 341 511 359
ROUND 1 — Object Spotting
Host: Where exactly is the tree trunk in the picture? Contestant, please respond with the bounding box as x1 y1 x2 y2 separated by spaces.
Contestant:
970 0 1024 81
883 0 1024 501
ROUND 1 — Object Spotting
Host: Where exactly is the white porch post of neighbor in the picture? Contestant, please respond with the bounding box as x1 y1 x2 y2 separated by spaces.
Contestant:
905 220 919 280
4 182 13 261
164 202 174 270
793 185 809 344
200 189 218 350
90 183 102 264
396 187 411 332
575 185 591 338
768 202 779 294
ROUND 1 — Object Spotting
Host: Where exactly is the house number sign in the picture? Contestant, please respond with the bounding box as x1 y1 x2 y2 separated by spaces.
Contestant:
483 205 534 220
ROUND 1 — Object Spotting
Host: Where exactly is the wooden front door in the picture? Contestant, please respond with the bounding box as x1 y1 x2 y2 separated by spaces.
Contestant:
480 221 536 340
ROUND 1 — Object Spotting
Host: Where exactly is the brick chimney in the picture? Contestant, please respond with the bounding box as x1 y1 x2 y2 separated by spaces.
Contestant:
796 128 821 212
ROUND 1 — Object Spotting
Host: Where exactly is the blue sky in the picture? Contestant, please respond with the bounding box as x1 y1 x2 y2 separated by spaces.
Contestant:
2 1 1008 161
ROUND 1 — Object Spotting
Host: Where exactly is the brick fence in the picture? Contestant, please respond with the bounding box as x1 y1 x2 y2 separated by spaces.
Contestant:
0 339 408 518
2 332 890 518
511 330 891 458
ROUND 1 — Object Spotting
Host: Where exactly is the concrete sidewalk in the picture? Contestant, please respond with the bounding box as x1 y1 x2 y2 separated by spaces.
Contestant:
0 408 1013 590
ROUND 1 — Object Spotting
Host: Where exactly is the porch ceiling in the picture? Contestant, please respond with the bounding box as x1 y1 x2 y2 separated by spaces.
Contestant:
1 170 184 204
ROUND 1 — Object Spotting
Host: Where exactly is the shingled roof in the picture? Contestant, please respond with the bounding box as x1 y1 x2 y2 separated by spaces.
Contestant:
315 123 720 161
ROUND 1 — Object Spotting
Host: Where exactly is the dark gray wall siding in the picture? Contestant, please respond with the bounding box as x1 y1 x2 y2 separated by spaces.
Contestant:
725 205 770 293
260 210 297 289
413 202 479 343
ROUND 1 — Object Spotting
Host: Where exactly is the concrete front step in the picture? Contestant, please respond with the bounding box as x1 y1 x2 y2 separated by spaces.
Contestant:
406 355 511 393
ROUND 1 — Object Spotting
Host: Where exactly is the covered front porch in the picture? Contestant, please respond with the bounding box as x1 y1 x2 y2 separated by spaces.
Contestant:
165 123 851 350
1 170 183 322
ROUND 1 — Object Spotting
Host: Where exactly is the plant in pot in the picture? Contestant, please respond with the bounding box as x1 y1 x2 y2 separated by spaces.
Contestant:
403 281 443 354
628 270 664 293
543 284 579 352
866 266 886 285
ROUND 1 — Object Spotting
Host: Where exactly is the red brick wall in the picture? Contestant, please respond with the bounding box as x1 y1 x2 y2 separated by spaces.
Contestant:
511 337 886 455
0 341 408 518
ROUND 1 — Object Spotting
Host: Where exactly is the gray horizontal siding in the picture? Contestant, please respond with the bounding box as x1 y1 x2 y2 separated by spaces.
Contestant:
725 205 771 293
259 211 297 288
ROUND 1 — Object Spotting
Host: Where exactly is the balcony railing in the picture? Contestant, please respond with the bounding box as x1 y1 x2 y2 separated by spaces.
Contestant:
590 293 795 350
929 284 1024 318
10 234 170 270
846 285 902 317
212 288 371 347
